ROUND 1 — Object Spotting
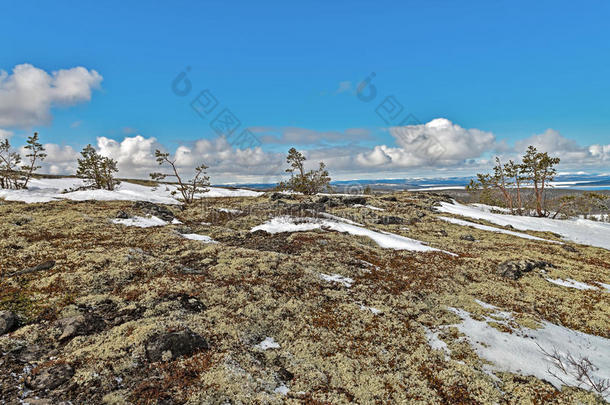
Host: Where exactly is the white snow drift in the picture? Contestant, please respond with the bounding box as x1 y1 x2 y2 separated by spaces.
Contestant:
251 216 453 254
0 177 262 204
448 304 610 397
436 201 610 250
438 216 558 243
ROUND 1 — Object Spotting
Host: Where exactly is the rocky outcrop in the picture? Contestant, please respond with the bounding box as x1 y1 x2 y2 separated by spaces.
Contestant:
145 329 209 362
496 260 553 280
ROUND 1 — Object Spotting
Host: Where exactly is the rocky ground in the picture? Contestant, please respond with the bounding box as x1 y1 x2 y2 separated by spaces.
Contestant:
0 192 609 404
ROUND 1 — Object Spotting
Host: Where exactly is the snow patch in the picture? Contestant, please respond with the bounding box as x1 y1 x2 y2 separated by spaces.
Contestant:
112 216 168 228
251 216 454 254
320 273 354 288
448 306 610 395
546 278 598 291
255 337 280 350
180 233 218 243
438 216 558 243
0 177 262 204
436 201 610 250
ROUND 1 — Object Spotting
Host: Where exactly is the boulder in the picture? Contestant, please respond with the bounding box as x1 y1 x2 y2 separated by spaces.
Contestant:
55 314 104 342
0 310 16 335
27 364 74 391
496 260 552 280
115 210 130 219
146 329 209 362
342 196 367 206
132 201 175 222
561 244 578 253
376 216 404 225
460 234 476 242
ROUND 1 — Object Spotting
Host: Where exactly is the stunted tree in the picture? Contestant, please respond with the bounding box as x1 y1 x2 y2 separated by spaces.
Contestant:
521 146 560 217
471 146 560 216
150 149 209 204
76 144 120 190
278 148 331 195
21 132 47 188
504 159 525 215
0 138 23 189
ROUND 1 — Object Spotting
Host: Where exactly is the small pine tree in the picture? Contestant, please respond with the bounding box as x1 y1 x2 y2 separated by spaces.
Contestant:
521 146 560 217
76 144 120 190
0 138 23 189
21 132 47 188
150 149 209 204
278 148 331 195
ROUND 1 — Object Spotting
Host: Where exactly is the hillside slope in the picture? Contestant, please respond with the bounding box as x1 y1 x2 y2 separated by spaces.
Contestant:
1 191 609 404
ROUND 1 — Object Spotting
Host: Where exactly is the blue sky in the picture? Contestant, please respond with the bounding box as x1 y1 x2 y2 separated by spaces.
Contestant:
1 0 609 181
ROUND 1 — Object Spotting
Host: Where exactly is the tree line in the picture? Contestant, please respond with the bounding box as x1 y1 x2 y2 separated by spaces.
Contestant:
0 136 332 203
3 133 601 218
467 146 607 218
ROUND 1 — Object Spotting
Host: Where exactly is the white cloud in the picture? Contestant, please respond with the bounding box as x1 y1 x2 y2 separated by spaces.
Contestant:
19 120 610 183
0 128 12 140
516 129 610 166
356 118 497 168
39 144 79 175
0 63 102 128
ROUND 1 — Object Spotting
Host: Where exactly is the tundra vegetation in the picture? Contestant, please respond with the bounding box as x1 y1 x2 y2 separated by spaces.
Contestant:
0 188 608 403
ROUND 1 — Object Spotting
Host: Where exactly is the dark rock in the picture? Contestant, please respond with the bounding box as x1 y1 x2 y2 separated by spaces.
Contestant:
561 244 578 253
132 201 175 222
146 329 209 362
376 216 404 225
162 293 207 313
55 313 104 342
317 196 330 204
270 192 293 200
115 210 130 219
0 310 16 335
460 234 476 242
277 367 294 381
382 196 397 202
14 217 32 226
496 260 553 280
342 196 367 206
8 260 56 277
27 364 74 391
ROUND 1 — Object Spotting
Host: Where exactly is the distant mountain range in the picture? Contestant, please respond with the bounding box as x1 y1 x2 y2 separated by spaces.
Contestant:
218 173 610 191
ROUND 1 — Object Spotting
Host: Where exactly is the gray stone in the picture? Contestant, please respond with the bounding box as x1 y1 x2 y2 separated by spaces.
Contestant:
132 201 175 222
27 364 74 391
496 260 552 280
146 329 209 362
376 216 404 225
0 310 16 335
460 234 476 242
561 244 578 253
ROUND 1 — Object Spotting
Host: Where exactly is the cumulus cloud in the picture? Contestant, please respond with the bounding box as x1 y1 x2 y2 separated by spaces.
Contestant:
24 119 610 183
39 144 79 175
515 129 610 166
356 118 497 168
0 63 102 128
